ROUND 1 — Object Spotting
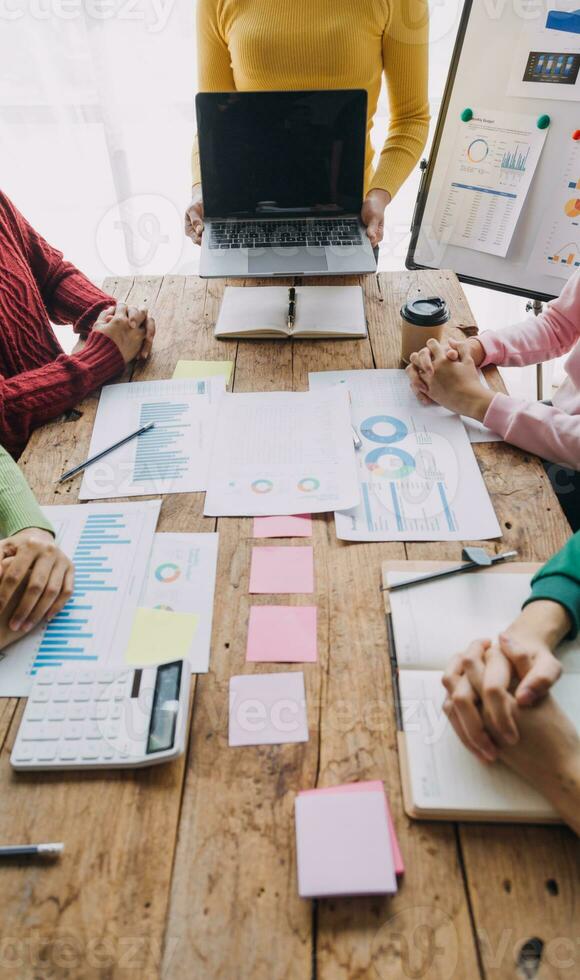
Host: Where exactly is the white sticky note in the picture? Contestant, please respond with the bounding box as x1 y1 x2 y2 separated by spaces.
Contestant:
228 672 308 747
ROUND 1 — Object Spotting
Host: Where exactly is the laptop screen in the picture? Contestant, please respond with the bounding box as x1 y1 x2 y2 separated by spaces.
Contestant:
196 90 367 219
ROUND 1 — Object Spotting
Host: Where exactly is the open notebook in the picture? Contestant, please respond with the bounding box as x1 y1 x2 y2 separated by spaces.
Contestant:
214 286 367 339
382 561 580 823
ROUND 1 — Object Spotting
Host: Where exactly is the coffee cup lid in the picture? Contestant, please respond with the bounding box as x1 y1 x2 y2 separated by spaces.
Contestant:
400 296 450 326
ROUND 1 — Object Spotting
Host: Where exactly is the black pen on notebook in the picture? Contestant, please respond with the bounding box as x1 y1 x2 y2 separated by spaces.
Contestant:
0 842 64 859
57 422 155 484
287 286 296 333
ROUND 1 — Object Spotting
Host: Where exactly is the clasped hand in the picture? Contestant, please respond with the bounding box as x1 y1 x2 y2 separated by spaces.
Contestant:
406 336 494 421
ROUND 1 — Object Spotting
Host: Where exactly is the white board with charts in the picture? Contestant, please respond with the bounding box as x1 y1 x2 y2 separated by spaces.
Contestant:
408 0 580 301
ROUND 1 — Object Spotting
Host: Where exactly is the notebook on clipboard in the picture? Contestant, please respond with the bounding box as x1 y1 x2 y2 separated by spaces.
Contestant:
382 560 580 824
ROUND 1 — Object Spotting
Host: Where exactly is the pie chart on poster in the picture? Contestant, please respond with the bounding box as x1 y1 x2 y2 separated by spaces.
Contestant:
564 198 580 219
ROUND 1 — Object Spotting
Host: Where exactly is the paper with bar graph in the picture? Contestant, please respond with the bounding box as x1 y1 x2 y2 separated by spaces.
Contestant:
0 501 160 697
432 109 547 257
528 140 580 282
79 377 226 500
309 370 501 542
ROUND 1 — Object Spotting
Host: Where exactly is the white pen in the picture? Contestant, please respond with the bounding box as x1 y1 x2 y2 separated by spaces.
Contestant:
0 842 64 858
351 424 362 450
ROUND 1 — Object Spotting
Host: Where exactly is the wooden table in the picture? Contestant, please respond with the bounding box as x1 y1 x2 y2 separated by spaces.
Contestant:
0 270 578 980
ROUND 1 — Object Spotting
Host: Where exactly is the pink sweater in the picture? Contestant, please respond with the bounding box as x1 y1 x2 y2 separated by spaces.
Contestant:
481 270 580 469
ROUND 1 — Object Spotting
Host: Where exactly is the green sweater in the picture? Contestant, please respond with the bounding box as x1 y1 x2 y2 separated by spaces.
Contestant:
525 533 580 639
0 446 53 538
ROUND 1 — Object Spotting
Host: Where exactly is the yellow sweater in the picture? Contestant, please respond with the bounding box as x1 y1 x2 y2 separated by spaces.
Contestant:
193 0 430 199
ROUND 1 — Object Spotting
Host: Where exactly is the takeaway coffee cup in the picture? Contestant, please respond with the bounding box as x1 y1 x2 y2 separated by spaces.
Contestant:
400 296 451 364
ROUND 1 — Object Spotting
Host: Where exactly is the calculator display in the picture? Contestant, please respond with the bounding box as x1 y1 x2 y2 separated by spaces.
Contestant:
146 661 182 754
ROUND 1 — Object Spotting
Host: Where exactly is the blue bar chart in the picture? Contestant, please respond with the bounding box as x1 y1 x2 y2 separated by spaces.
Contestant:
133 401 192 483
79 378 224 500
0 502 160 695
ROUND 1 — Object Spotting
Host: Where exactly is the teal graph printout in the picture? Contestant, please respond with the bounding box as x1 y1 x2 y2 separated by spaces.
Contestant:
309 370 501 542
0 501 160 697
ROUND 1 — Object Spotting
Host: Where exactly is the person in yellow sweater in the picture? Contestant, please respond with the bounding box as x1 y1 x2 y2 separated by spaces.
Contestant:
185 0 430 249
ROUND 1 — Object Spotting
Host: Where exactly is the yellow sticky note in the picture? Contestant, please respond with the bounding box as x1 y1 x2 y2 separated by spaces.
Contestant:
124 608 199 666
172 360 233 384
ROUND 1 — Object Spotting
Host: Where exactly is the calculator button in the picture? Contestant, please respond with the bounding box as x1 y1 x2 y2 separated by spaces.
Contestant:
73 686 92 702
53 688 72 703
80 743 100 760
97 671 115 684
26 704 46 722
13 745 34 763
76 671 94 685
47 706 66 722
84 723 104 741
36 741 59 761
63 723 84 741
36 674 54 686
103 723 121 741
68 705 85 722
58 746 79 762
89 703 108 721
60 671 76 685
110 704 122 720
30 689 50 704
22 722 62 742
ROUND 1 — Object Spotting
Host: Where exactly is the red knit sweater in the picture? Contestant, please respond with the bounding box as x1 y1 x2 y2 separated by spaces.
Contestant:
0 191 125 456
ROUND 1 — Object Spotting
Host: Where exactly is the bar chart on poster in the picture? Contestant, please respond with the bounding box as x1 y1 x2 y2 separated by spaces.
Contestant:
79 377 225 500
0 502 160 696
408 0 580 299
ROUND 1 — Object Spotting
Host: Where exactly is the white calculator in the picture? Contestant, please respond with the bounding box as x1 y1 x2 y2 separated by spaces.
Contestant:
11 661 191 771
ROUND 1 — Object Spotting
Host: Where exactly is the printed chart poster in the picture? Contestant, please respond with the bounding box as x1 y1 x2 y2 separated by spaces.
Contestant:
433 110 548 257
508 20 580 104
529 140 580 282
309 370 501 543
0 502 160 697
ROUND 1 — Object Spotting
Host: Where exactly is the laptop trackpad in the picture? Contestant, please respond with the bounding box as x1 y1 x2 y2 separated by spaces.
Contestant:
248 248 328 275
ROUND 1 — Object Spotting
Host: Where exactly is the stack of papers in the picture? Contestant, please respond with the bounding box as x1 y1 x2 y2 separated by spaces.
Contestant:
295 781 403 897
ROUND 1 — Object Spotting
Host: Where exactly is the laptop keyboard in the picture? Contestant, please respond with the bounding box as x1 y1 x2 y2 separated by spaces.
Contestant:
209 218 363 250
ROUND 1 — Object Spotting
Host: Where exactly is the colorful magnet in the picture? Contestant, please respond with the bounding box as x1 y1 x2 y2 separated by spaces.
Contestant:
573 130 580 141
461 108 473 122
537 114 550 129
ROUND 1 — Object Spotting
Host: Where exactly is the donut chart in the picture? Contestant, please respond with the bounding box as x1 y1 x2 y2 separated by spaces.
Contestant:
360 415 408 445
154 562 181 584
467 138 489 164
251 479 274 494
365 446 416 481
297 477 320 493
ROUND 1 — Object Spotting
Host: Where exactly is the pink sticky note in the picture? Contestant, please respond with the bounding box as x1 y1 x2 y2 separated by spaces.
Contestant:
247 606 317 663
249 546 314 594
299 780 404 875
229 671 308 746
295 790 397 897
253 515 313 538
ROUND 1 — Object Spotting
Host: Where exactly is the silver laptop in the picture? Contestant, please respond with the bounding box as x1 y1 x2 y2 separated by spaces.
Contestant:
196 90 376 278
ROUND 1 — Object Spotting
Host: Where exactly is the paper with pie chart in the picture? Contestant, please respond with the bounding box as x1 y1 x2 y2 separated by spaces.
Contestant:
529 140 580 281
137 532 219 672
204 388 359 516
432 109 547 257
309 370 501 542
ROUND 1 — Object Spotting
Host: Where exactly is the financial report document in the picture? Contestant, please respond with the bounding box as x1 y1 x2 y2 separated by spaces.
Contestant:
204 388 360 516
79 377 225 500
0 502 160 696
309 370 501 542
138 532 219 673
432 109 547 257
